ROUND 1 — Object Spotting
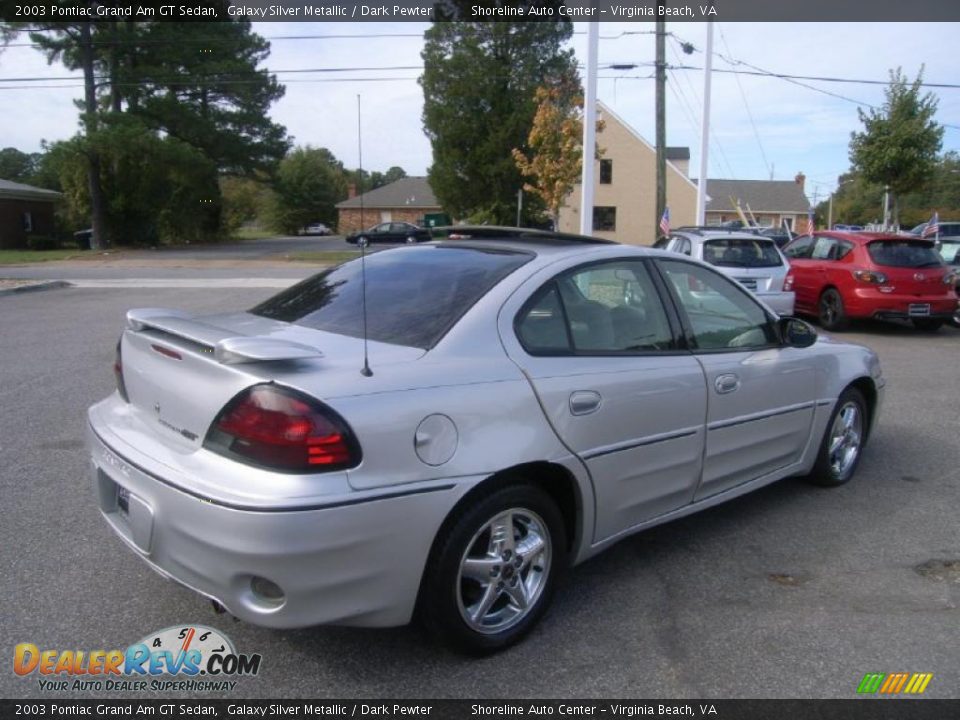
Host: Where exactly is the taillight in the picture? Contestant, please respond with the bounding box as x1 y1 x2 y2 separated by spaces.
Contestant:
114 338 129 402
943 271 958 285
853 270 888 284
783 274 794 292
204 385 360 473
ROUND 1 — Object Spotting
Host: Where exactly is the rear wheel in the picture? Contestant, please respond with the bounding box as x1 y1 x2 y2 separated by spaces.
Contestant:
912 318 944 332
805 387 867 487
818 288 849 331
418 483 566 654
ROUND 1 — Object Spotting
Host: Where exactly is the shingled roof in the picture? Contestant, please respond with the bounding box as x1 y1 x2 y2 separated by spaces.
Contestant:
697 179 810 213
336 176 440 210
0 178 62 202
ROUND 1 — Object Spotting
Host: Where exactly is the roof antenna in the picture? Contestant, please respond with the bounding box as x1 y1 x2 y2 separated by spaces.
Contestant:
357 94 373 377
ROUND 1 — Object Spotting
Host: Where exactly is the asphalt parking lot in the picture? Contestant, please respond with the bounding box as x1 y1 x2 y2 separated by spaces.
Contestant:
2 285 958 699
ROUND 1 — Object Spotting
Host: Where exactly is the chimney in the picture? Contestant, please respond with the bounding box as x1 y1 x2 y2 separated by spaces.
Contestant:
348 183 357 199
794 172 805 191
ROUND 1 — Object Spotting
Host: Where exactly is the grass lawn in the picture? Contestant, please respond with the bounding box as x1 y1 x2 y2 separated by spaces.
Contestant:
284 251 362 265
0 249 87 265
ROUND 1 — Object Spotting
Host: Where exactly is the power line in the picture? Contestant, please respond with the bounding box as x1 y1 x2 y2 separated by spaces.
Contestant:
717 28 772 180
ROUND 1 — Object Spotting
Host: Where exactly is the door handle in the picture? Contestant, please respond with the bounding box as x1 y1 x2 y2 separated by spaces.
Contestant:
714 374 740 394
569 391 602 416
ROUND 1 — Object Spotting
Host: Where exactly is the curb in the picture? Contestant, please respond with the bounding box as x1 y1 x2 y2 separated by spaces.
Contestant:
0 280 72 298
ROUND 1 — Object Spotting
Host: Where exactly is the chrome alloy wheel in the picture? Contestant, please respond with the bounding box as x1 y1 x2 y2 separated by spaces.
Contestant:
456 508 552 634
828 401 863 479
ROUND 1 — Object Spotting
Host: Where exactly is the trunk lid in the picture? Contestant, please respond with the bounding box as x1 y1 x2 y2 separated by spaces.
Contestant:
118 308 423 452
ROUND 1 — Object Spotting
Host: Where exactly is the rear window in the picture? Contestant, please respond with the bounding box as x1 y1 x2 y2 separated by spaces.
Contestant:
866 240 943 268
250 245 531 349
703 238 782 268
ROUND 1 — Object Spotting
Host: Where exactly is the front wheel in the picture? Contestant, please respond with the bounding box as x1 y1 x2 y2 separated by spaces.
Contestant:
805 387 867 487
818 288 849 331
418 483 566 654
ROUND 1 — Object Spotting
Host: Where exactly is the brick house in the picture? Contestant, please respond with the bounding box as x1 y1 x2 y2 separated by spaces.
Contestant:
700 175 812 233
0 178 62 249
336 177 441 235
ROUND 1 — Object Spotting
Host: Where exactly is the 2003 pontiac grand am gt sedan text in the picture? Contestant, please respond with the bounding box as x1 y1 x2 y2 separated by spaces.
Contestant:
87 228 884 653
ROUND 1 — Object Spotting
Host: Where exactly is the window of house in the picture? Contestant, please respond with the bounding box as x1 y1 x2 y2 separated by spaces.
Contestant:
593 206 617 232
22 212 33 232
599 159 613 185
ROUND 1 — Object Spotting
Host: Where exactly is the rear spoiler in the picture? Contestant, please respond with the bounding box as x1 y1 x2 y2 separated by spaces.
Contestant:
125 308 323 365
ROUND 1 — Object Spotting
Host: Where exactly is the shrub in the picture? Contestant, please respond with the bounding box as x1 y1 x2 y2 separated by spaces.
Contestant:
26 235 60 251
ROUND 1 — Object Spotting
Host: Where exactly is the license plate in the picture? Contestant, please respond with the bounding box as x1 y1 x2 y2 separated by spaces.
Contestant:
117 484 130 515
908 303 931 317
736 278 757 290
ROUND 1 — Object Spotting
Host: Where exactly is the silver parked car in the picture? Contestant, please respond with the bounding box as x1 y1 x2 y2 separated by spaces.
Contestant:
663 228 796 315
88 228 883 653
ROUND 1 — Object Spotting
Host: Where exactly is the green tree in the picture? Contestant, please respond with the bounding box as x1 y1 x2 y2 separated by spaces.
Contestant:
849 67 944 225
382 166 408 186
268 146 347 234
0 148 42 184
11 9 289 246
420 10 577 224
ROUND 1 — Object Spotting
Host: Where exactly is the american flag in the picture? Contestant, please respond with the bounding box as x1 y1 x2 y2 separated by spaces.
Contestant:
659 207 670 236
808 208 815 235
922 211 940 238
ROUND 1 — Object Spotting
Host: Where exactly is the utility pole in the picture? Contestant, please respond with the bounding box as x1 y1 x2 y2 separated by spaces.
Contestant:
655 19 667 239
695 20 713 225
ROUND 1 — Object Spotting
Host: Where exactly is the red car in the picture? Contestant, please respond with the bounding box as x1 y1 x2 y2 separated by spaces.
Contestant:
782 231 958 331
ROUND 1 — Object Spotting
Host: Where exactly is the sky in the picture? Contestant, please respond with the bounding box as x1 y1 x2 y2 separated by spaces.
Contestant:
1 20 958 207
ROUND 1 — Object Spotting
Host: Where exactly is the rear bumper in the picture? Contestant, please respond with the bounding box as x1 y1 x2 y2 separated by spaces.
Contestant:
757 290 795 316
844 287 957 320
87 412 473 629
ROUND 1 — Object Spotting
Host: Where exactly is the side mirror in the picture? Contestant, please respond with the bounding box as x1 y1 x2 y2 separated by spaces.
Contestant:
779 317 817 348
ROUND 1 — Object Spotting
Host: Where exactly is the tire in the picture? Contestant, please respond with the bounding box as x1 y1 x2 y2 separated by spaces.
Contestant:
912 318 944 332
805 387 867 487
818 288 849 331
417 483 567 654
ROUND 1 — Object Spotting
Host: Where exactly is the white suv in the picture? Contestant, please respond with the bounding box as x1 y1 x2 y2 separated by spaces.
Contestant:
662 228 795 315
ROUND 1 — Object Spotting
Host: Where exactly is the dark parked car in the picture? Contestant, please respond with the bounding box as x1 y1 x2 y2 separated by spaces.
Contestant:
755 227 793 248
345 221 431 245
783 231 958 331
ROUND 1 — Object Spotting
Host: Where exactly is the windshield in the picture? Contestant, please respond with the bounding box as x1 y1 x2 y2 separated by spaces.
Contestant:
866 240 943 268
703 238 783 268
251 245 531 349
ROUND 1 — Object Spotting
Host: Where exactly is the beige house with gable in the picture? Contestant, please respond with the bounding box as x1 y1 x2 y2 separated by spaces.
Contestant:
558 102 697 246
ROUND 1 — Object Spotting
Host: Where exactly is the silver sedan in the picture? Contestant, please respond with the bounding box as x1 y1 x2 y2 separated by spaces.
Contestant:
88 229 883 653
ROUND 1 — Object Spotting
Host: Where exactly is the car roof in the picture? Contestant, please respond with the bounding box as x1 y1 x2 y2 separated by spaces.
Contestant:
802 230 935 245
671 228 777 244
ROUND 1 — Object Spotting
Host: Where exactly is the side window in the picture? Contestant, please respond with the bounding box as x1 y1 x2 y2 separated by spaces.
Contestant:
783 235 814 259
811 236 840 260
516 284 571 354
658 259 777 351
678 238 691 256
516 260 675 354
836 241 854 260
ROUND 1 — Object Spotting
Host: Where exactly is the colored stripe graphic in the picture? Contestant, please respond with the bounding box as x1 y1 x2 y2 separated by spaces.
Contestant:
858 672 933 694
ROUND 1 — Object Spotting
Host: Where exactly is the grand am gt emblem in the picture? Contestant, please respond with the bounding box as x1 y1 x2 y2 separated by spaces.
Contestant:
154 402 199 441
